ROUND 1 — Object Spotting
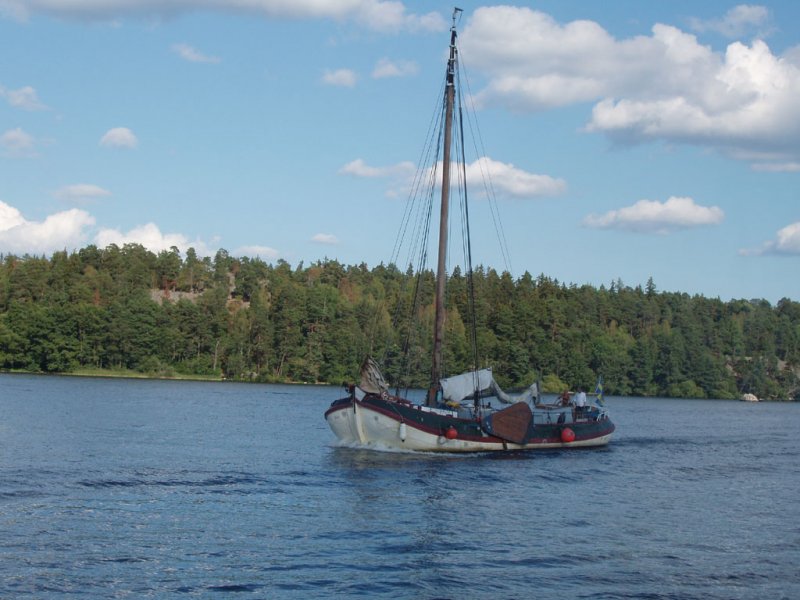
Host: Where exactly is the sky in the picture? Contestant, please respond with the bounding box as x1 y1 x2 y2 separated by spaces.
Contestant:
1 1 798 304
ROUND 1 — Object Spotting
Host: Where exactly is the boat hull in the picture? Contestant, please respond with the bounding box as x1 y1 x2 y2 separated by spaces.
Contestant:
325 394 614 452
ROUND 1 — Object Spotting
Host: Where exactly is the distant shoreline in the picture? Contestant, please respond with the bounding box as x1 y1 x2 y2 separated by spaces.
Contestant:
1 368 219 382
1 369 794 401
0 368 339 387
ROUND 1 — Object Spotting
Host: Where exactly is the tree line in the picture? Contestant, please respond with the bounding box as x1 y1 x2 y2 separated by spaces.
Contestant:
0 244 798 400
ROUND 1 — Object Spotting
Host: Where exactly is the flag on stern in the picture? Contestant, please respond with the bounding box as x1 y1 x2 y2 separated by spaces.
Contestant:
594 377 605 406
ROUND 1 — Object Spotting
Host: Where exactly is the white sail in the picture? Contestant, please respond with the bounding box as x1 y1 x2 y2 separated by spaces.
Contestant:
440 369 494 403
491 380 539 405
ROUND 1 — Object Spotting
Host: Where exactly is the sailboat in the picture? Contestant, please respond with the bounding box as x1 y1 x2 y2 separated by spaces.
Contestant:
325 9 615 452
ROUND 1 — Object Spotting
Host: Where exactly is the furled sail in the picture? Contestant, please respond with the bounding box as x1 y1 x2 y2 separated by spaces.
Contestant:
359 356 389 395
440 369 494 403
490 380 539 405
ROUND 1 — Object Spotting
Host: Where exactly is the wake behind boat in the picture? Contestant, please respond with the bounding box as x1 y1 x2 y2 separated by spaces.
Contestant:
325 9 615 452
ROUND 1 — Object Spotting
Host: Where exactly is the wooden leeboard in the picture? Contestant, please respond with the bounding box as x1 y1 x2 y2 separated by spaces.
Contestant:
481 402 532 444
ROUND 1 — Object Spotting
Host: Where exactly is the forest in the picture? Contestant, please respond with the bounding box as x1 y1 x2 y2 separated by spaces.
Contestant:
0 243 798 400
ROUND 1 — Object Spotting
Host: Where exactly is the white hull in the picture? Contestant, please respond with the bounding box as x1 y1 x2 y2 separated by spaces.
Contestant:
326 400 613 452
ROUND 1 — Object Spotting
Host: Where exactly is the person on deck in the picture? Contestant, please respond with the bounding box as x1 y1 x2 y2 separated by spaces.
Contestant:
574 388 587 417
560 390 571 406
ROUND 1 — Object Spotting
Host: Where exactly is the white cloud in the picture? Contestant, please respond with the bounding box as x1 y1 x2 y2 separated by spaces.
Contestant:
0 199 220 257
460 8 619 111
172 43 220 64
785 45 800 67
339 158 416 198
339 158 414 178
95 222 206 254
689 4 771 38
322 68 357 87
751 161 800 172
99 127 138 148
372 58 418 79
2 1 446 32
312 233 339 245
1 127 37 157
772 222 800 254
0 201 25 231
54 183 112 202
740 221 800 256
341 157 563 199
465 157 566 198
234 245 280 259
458 6 800 167
586 39 800 150
583 196 724 234
350 2 445 33
0 85 47 110
0 200 95 254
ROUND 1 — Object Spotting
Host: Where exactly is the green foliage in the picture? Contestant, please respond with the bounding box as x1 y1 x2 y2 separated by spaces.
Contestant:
541 373 568 394
0 247 798 400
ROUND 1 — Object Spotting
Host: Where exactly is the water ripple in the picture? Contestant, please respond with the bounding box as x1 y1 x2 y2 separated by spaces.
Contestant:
1 375 798 599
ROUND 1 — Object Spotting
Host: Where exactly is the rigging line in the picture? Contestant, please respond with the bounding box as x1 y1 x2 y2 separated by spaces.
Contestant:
394 192 432 393
396 97 446 391
458 52 513 276
456 80 482 400
390 77 447 268
385 75 446 372
399 89 444 279
391 102 437 268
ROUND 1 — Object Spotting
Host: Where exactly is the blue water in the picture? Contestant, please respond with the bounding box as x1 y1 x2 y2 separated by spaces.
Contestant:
1 373 799 599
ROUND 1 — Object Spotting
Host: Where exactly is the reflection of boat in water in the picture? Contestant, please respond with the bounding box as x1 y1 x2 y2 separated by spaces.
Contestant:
324 10 615 452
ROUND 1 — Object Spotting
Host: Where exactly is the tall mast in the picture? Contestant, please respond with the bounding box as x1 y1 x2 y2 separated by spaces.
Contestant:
428 9 460 407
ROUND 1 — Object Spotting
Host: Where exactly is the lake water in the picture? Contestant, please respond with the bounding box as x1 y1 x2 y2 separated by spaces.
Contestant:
1 373 799 599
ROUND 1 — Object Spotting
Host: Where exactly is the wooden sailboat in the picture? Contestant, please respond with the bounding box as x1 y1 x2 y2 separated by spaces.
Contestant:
325 9 615 452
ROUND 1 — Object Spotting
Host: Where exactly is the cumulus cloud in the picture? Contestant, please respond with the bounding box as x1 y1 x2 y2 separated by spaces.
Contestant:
740 221 800 256
786 45 800 67
770 222 800 254
339 159 416 197
341 157 564 199
0 199 223 257
95 222 209 254
172 43 220 64
458 6 800 167
2 0 446 32
465 157 566 198
0 200 95 254
234 245 280 259
322 68 357 87
339 158 414 178
54 183 112 202
689 4 771 38
372 58 418 78
99 127 138 148
0 85 48 110
312 233 339 245
583 196 724 234
1 127 37 157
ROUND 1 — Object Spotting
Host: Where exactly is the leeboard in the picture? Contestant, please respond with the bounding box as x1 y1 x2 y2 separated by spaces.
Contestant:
481 402 532 444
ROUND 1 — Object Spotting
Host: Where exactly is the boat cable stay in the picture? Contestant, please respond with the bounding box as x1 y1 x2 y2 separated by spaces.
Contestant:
325 8 615 451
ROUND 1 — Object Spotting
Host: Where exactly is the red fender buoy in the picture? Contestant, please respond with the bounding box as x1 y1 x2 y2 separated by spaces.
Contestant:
560 427 575 443
445 426 458 440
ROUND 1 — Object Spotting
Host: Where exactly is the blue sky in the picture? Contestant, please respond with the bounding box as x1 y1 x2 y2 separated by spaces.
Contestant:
1 1 798 303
